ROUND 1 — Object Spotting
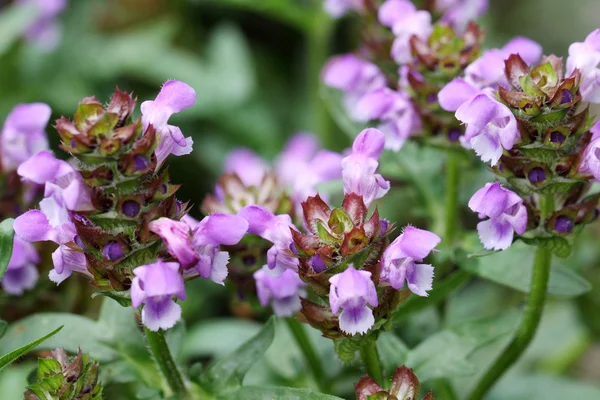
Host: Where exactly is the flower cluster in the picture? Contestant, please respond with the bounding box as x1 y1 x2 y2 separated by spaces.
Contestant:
355 365 433 400
461 30 600 252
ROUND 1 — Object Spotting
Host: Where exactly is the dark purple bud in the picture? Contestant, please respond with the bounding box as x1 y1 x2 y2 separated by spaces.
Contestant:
161 184 168 194
74 235 86 250
122 200 141 217
448 128 462 142
560 89 573 104
289 242 299 256
550 131 566 144
379 219 389 236
134 155 149 171
593 208 600 221
426 93 437 104
527 168 546 184
309 254 327 273
176 200 182 214
73 213 92 226
554 216 574 233
102 241 125 261
242 255 256 266
523 103 533 111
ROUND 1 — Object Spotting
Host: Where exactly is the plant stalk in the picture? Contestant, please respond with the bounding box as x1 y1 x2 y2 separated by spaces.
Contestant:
466 243 552 399
285 318 328 391
359 341 384 386
144 327 188 398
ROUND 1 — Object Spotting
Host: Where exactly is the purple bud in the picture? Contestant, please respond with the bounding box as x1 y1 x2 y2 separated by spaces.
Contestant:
289 242 299 256
550 131 566 144
379 219 389 235
242 255 257 266
122 200 141 217
309 254 327 272
448 128 462 142
426 93 437 103
554 216 574 233
593 208 600 221
134 155 150 171
560 89 573 104
74 235 86 250
527 168 546 184
102 241 125 261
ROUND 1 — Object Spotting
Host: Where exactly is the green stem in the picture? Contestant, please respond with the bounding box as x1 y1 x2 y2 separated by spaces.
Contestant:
144 328 188 398
285 318 327 391
444 151 461 245
466 244 552 400
359 341 384 386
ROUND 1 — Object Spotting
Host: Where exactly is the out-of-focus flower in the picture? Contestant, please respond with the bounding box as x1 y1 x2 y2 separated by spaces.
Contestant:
380 226 440 295
0 103 50 172
141 80 196 167
131 259 186 331
16 0 67 50
580 122 600 180
566 29 600 103
1 236 39 295
324 0 363 18
342 128 390 206
150 214 248 284
254 266 306 316
469 182 527 250
436 0 488 32
329 265 378 335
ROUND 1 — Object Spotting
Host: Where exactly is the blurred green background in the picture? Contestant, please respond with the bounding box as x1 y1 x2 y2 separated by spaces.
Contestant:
1 0 600 399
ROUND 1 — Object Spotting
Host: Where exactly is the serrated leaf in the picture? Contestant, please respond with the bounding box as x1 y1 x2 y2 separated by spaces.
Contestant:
0 325 63 371
519 236 572 258
0 218 15 281
217 386 344 400
200 317 275 393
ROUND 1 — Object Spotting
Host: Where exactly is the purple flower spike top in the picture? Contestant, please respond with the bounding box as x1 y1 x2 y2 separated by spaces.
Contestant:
342 128 390 207
141 80 196 167
1 236 39 295
469 182 527 250
567 29 600 103
329 265 378 335
455 89 519 165
131 260 186 331
0 103 51 171
254 266 306 317
380 226 440 296
16 0 67 50
238 205 299 271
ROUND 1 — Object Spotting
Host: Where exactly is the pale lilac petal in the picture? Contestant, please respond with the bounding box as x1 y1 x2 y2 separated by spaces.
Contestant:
1 263 38 295
338 305 375 335
193 214 249 246
502 37 543 65
48 267 72 284
207 251 229 285
141 80 196 130
17 151 71 184
142 297 182 332
149 218 198 267
310 150 344 181
224 148 268 187
438 79 479 111
405 263 434 296
378 0 416 28
130 276 146 308
398 226 441 261
469 128 503 165
238 205 279 239
477 217 514 250
133 260 185 300
455 93 498 130
14 210 54 242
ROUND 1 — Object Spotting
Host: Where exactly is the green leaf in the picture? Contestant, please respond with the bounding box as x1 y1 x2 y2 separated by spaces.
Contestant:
0 325 63 371
377 332 409 377
0 321 7 340
406 311 520 381
320 85 367 141
200 317 276 393
217 386 344 400
92 290 132 307
0 218 15 281
460 242 591 297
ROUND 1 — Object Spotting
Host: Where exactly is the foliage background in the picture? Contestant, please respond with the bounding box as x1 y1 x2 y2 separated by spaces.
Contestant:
0 0 600 399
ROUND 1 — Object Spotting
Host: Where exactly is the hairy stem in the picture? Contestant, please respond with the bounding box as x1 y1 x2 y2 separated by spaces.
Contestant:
466 244 552 400
144 328 188 398
285 318 327 391
360 341 384 386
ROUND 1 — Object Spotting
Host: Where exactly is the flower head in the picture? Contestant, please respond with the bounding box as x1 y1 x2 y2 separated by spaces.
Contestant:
469 182 527 250
381 227 440 295
1 236 39 295
329 266 378 335
254 266 306 317
131 260 186 331
566 29 600 103
0 103 50 172
342 128 390 206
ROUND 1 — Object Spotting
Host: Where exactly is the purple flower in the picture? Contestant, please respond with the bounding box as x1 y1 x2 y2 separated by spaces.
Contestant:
566 29 600 103
324 0 363 18
380 227 440 295
469 182 527 250
379 0 433 64
329 265 378 335
238 205 299 271
16 0 67 50
275 133 343 213
322 54 387 120
49 244 89 284
342 128 390 206
455 89 519 165
0 103 51 171
131 260 186 331
141 80 196 167
1 236 39 295
436 0 488 31
224 148 269 187
580 122 600 180
150 214 248 284
14 151 91 244
355 88 421 151
254 266 306 317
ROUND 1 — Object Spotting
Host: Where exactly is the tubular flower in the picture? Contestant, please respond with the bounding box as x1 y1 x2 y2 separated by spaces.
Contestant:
566 29 600 103
1 236 39 295
254 265 306 317
131 260 186 331
436 0 488 32
469 182 527 250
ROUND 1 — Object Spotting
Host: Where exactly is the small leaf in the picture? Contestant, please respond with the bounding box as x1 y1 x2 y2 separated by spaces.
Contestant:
92 290 132 307
200 317 276 393
0 321 7 339
0 326 63 371
217 386 344 400
0 218 15 281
